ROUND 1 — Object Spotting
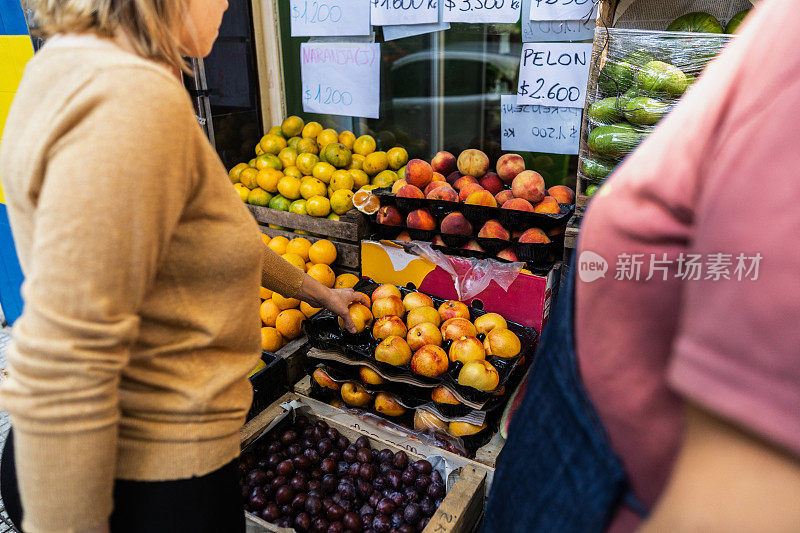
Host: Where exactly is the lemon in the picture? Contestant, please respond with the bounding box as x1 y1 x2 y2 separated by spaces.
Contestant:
229 163 248 183
277 176 302 200
306 195 331 217
300 177 327 200
289 199 308 215
330 189 354 215
256 168 281 193
233 183 249 201
349 169 369 189
312 162 336 184
247 187 272 207
302 121 323 140
330 170 354 192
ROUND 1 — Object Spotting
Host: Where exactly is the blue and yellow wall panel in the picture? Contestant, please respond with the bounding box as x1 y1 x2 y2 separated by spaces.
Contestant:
0 0 33 325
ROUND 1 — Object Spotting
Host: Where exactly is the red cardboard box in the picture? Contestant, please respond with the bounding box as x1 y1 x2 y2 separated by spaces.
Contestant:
360 240 560 332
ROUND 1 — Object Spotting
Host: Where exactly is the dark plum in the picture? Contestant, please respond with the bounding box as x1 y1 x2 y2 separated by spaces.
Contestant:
321 457 337 475
359 463 375 482
401 468 416 487
303 438 316 450
315 420 330 432
313 427 326 441
292 493 308 511
276 517 291 528
303 426 315 439
376 498 396 516
247 469 268 486
414 475 430 493
327 504 345 522
281 429 298 446
379 463 392 476
398 525 415 533
265 469 276 481
276 485 295 505
322 474 338 493
306 494 323 515
249 488 268 511
318 438 333 456
295 455 312 471
266 441 282 455
389 491 405 507
337 436 351 450
427 483 445 500
403 487 419 503
305 448 321 464
349 463 361 477
372 514 391 533
343 446 358 463
379 450 394 464
308 479 322 492
392 452 408 471
356 448 373 464
271 475 288 491
310 468 323 481
288 443 303 457
355 436 371 449
340 499 354 512
412 460 432 475
418 517 430 530
326 427 340 441
360 503 375 516
313 518 329 533
369 492 381 508
277 459 295 476
357 479 373 498
328 449 343 462
328 521 344 533
280 504 293 517
420 497 436 517
291 475 308 492
373 474 386 489
337 461 350 477
403 503 421 524
387 470 402 489
267 453 283 469
338 480 356 501
343 511 363 532
431 470 443 485
261 503 281 522
391 510 404 528
296 415 310 428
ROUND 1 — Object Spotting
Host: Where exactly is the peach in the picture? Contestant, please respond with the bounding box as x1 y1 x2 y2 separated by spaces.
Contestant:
438 300 470 322
426 185 458 202
445 171 463 186
374 335 412 366
449 336 486 364
457 359 500 391
496 248 519 262
407 322 443 351
474 312 507 334
423 181 448 196
511 170 546 204
431 172 445 182
395 231 412 242
459 183 485 203
453 175 478 190
431 234 446 246
410 345 450 378
518 228 551 244
440 212 473 236
414 410 448 431
313 368 340 391
440 317 477 341
372 296 405 320
376 205 402 226
338 302 374 332
405 159 433 189
465 190 498 207
396 184 424 199
479 172 503 195
533 197 561 214
495 189 515 205
431 385 460 405
548 185 575 204
449 420 487 437
402 292 434 313
391 179 408 194
478 219 510 240
457 149 490 178
359 366 385 385
371 283 402 302
374 392 406 417
406 208 436 231
502 198 534 212
340 381 373 407
461 240 485 252
372 315 408 341
496 153 525 184
406 305 441 329
431 151 457 176
484 328 522 358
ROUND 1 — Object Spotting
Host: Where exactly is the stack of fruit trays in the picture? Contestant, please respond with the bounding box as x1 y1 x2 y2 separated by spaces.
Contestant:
305 280 537 457
578 22 735 201
362 148 575 265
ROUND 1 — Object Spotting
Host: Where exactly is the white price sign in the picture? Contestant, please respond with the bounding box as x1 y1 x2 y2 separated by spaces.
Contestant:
383 0 450 40
528 0 597 21
300 43 381 119
290 0 371 36
523 19 595 42
371 0 439 26
500 95 580 154
516 42 592 108
442 0 522 23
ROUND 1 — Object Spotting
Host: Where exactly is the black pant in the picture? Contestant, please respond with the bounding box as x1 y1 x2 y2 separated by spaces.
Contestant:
1 430 245 533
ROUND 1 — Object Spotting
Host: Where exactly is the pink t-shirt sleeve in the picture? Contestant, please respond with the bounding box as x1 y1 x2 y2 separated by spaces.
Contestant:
668 70 800 457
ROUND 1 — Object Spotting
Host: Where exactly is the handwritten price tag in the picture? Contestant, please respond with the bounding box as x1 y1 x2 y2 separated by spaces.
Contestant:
371 0 439 26
300 43 381 119
500 95 580 154
515 42 592 108
442 0 521 23
528 0 597 22
521 0 594 41
290 0 371 36
383 0 450 41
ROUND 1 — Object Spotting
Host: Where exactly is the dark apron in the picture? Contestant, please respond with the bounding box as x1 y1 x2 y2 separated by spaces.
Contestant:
483 260 647 532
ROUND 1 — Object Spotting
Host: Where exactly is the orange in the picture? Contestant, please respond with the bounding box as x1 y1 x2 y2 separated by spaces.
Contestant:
233 183 249 202
312 162 336 184
277 176 302 200
335 273 360 289
353 189 380 215
309 239 338 265
348 154 365 170
281 116 305 137
372 170 397 188
339 131 356 150
260 299 280 327
276 309 306 340
258 134 287 155
296 153 320 176
267 235 289 255
353 135 377 156
278 147 298 168
302 121 323 140
363 151 389 176
349 169 369 189
387 147 409 170
300 301 322 318
255 144 265 156
286 237 312 262
268 125 284 138
307 263 336 288
229 163 249 183
255 153 281 171
305 261 314 271
260 233 271 246
259 286 273 300
239 168 259 189
256 168 282 193
296 138 319 155
322 143 353 169
273 292 300 310
330 189 354 215
281 252 307 271
283 166 302 180
330 170 354 192
261 327 284 352
316 128 339 148
300 177 327 200
306 196 331 217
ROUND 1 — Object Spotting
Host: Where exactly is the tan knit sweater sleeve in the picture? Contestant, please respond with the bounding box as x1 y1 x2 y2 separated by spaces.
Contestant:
0 67 194 532
261 245 305 298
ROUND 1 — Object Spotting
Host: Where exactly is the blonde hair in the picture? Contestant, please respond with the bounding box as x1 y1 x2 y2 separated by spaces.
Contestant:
26 0 190 72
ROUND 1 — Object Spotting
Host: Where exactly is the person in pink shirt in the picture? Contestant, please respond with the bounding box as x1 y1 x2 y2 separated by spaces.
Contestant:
486 0 800 530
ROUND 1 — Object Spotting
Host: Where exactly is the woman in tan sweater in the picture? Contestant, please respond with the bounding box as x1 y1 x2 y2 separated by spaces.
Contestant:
0 1 368 532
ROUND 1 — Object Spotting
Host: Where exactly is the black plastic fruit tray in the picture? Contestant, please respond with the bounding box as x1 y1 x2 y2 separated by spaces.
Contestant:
304 280 538 405
373 187 573 232
248 351 288 421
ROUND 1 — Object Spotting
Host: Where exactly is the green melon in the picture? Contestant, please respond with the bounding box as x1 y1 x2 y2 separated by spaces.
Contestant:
666 12 724 33
726 9 751 33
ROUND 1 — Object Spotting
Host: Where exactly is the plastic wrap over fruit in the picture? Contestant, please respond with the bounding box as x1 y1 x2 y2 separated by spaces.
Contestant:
579 27 734 185
411 243 524 302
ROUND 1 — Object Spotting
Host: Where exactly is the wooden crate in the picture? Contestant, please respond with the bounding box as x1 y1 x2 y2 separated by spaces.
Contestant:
293 375 502 484
241 392 487 533
248 205 368 274
273 336 310 387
